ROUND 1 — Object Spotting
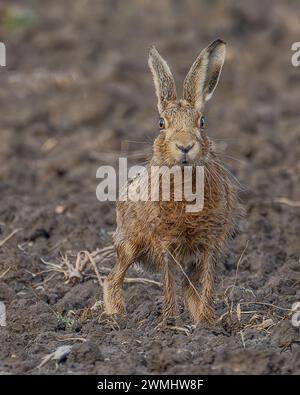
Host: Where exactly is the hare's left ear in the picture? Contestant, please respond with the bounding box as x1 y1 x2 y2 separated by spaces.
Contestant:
183 39 226 111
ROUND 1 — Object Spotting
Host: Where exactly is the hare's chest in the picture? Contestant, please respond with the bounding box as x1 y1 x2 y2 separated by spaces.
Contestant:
152 203 202 235
150 199 223 245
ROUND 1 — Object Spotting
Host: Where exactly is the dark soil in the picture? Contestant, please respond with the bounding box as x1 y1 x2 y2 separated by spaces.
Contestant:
0 0 300 374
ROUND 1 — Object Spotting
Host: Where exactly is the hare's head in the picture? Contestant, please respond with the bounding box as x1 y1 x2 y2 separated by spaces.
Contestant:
148 40 226 166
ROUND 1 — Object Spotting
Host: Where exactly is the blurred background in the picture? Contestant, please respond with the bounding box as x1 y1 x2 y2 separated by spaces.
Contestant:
0 0 300 374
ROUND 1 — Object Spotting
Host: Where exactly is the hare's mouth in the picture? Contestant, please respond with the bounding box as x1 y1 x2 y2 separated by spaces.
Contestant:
180 155 192 166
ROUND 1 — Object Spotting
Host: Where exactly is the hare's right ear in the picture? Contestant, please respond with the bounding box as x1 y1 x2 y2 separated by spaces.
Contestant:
183 39 226 111
148 46 177 113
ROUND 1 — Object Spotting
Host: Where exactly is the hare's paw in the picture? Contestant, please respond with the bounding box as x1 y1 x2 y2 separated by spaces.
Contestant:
103 278 126 316
190 303 216 325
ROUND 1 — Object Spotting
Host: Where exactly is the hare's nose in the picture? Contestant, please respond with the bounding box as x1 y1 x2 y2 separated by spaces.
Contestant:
176 143 195 154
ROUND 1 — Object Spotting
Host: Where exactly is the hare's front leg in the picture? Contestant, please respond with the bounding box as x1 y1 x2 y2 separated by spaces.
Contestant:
158 253 179 320
183 250 216 324
103 242 136 316
198 249 217 324
182 261 203 323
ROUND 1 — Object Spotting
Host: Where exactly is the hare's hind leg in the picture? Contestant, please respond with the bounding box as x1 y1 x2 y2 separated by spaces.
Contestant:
103 242 136 316
183 250 216 324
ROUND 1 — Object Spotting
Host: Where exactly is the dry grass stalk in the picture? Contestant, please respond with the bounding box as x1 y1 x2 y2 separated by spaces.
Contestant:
0 228 22 248
55 336 87 343
0 267 11 279
41 245 161 289
230 241 248 315
165 325 191 335
249 318 275 331
240 331 246 348
239 301 292 312
274 197 300 207
84 250 104 287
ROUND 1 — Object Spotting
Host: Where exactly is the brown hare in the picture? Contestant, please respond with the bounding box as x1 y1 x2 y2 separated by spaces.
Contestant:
104 39 239 325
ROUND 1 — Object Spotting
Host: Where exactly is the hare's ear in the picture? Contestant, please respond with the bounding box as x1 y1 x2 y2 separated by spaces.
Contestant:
183 39 226 110
148 46 177 113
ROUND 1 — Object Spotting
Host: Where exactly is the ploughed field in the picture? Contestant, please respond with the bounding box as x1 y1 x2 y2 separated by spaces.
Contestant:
0 0 300 374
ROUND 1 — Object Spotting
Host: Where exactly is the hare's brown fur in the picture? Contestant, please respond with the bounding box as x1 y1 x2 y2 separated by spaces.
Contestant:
104 40 239 324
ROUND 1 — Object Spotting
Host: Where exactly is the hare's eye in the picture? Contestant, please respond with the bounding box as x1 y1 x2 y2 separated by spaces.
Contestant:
199 116 205 129
159 117 165 129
